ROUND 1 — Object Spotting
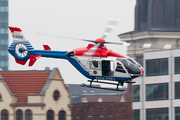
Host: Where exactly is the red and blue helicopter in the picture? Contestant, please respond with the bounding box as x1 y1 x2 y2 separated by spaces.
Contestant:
8 20 172 91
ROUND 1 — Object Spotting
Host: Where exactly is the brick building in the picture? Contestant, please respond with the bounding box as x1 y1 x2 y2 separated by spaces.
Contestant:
71 93 133 120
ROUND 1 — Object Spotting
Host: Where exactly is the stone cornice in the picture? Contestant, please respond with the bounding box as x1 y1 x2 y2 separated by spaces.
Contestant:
118 31 180 42
10 103 46 107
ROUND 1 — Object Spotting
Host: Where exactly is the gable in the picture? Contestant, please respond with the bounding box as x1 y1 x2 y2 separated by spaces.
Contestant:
52 69 63 80
0 71 51 103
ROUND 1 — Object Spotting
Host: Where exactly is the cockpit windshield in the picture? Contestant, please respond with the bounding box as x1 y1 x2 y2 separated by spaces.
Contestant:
117 58 141 74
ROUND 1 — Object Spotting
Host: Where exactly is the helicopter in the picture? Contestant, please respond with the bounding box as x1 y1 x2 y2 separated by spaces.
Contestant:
8 21 172 91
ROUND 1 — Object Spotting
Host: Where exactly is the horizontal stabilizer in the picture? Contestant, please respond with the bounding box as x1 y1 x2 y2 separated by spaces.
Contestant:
43 45 51 50
28 55 42 66
15 58 28 65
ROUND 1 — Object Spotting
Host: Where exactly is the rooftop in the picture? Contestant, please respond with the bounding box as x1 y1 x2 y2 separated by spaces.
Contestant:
0 70 51 103
66 84 126 96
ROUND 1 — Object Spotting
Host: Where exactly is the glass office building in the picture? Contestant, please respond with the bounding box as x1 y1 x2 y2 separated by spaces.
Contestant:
0 0 8 70
132 49 180 120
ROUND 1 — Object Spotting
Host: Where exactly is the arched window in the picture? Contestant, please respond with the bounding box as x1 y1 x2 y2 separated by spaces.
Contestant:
59 110 66 120
53 90 60 101
16 110 23 120
1 110 8 120
47 110 54 120
25 110 32 120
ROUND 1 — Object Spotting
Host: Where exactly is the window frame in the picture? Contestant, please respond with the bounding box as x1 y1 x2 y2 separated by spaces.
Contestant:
175 57 180 74
53 90 60 101
25 109 32 120
146 107 168 120
175 107 180 120
16 109 23 120
146 58 168 76
1 109 8 120
47 110 54 120
133 85 140 102
58 110 66 120
133 109 140 120
0 93 3 102
146 83 169 101
175 82 180 99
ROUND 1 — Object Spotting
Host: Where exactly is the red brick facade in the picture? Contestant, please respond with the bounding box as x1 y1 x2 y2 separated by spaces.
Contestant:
71 93 133 120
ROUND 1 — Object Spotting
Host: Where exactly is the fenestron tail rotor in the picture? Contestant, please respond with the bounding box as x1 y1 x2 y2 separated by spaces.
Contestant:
15 43 28 58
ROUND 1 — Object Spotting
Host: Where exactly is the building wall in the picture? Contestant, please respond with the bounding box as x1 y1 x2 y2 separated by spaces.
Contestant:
133 48 180 120
119 31 180 59
0 80 14 120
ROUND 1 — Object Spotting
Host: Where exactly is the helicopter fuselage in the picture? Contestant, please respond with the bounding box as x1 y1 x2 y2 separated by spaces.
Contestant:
22 43 144 83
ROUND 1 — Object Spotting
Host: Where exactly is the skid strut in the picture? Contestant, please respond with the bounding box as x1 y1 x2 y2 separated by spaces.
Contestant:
80 80 125 91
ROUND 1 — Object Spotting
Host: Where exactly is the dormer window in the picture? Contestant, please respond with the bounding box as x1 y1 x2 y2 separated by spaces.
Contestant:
53 90 60 101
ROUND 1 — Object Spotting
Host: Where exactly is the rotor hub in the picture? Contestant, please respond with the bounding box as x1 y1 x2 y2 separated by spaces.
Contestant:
95 38 105 43
19 48 24 53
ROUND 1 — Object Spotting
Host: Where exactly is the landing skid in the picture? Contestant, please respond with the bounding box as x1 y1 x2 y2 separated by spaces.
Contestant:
125 81 136 84
80 80 125 91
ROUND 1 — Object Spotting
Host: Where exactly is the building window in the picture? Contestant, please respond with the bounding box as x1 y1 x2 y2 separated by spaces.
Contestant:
81 97 88 103
175 82 180 99
146 83 168 101
175 107 180 120
133 85 140 102
146 58 168 76
47 110 54 120
136 54 143 66
0 93 2 101
53 90 60 101
98 98 103 102
59 110 66 120
133 109 140 120
146 108 168 120
175 57 180 74
1 110 8 120
16 110 23 120
25 110 32 120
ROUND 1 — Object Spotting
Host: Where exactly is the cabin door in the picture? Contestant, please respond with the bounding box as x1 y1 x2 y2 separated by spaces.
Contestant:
102 60 114 76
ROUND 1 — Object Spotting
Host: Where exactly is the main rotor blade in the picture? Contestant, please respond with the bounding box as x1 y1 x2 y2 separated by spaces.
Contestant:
105 41 172 49
101 19 119 39
83 42 101 56
36 32 95 42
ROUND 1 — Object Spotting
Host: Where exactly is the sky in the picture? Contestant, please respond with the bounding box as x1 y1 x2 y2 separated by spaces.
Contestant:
8 0 136 84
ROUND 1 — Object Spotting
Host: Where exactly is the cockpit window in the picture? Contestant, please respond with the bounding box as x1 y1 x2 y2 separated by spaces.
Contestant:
90 61 100 69
92 61 98 68
116 63 126 73
117 58 141 74
128 58 136 65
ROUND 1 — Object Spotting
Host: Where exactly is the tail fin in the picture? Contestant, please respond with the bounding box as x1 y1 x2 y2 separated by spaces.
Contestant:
8 26 34 65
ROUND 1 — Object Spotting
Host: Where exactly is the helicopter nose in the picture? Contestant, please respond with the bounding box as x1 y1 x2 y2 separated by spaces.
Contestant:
140 67 144 75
